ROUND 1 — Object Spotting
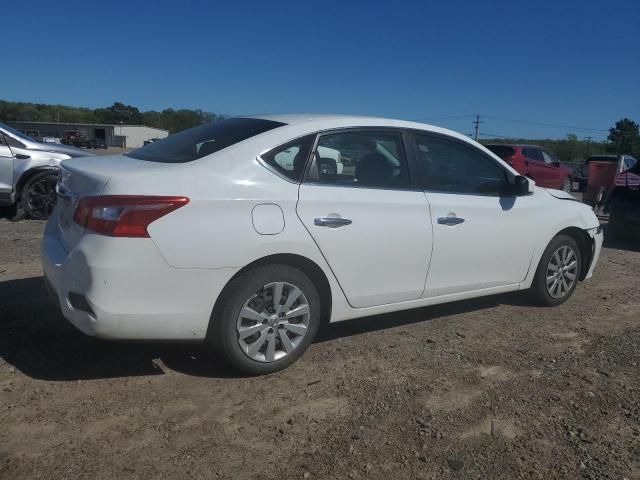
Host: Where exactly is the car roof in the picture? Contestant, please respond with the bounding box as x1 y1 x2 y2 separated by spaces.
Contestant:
242 113 400 125
485 144 540 149
238 113 479 146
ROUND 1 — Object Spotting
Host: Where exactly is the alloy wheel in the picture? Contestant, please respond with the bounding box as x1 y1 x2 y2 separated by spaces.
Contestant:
25 176 57 219
546 246 578 298
562 178 572 193
236 281 310 363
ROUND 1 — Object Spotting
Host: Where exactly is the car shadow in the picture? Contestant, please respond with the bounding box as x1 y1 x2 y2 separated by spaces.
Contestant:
0 276 239 381
315 292 528 343
0 275 531 381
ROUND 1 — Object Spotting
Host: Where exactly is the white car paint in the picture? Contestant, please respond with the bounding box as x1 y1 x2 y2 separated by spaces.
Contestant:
42 114 603 342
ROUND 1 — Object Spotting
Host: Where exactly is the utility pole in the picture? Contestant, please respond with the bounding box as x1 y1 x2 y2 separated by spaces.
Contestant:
473 114 483 140
585 136 594 155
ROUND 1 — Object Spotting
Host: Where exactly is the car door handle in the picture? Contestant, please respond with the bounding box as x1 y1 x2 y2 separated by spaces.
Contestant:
314 217 352 228
437 216 465 226
14 154 30 160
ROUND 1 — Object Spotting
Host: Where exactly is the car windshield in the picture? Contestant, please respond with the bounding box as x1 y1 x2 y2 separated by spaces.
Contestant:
0 122 37 142
125 118 285 163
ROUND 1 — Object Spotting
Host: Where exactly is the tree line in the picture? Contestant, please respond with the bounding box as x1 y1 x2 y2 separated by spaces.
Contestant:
1 100 638 162
480 118 639 164
0 100 223 134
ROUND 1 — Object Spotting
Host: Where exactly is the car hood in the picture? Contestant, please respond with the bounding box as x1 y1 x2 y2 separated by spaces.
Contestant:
543 188 579 201
28 142 96 157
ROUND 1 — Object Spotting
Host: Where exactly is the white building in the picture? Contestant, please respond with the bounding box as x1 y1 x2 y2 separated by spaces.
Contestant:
113 125 169 148
7 121 169 148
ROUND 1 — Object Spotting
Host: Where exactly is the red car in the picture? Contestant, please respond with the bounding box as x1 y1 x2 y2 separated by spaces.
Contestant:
485 144 573 192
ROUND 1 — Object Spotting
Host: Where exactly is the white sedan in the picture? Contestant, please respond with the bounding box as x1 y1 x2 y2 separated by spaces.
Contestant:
42 114 603 374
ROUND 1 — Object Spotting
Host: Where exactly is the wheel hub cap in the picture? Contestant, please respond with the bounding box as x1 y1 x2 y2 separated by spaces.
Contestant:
546 246 578 299
236 281 310 363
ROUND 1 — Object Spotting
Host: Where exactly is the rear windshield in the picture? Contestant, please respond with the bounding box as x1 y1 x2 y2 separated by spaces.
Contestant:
485 145 516 159
125 118 285 163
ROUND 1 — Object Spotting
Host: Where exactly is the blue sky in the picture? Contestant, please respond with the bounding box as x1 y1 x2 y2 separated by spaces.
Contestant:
2 0 638 139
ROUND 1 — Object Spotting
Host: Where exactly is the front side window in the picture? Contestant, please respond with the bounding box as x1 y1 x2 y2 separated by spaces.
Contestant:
541 150 556 164
414 134 508 196
305 131 410 189
261 135 314 181
126 118 285 163
524 148 544 162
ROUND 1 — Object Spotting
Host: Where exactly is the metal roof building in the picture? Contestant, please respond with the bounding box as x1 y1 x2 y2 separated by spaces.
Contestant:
6 121 169 148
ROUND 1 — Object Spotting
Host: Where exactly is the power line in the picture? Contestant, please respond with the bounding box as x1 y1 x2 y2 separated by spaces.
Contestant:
483 115 608 132
412 114 476 122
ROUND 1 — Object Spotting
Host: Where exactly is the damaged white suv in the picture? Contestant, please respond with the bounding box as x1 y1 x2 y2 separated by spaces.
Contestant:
0 123 94 219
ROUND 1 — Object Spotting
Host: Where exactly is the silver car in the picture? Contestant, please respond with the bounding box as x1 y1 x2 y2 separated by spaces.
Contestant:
0 123 94 219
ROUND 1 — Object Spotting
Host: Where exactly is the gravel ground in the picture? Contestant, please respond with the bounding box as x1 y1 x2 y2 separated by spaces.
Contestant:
0 217 639 479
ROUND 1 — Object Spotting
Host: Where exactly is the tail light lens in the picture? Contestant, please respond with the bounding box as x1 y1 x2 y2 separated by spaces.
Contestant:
73 195 189 237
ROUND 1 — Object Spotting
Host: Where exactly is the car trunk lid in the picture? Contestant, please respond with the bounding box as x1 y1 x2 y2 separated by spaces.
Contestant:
56 155 169 252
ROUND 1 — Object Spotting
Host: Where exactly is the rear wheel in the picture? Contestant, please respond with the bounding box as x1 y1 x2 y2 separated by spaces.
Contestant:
209 264 321 375
528 235 581 306
561 177 572 193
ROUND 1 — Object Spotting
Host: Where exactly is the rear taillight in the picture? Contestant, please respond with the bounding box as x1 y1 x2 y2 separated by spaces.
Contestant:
73 195 189 237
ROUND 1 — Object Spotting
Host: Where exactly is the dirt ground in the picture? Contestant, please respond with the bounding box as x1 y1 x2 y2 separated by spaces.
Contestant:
1 216 639 480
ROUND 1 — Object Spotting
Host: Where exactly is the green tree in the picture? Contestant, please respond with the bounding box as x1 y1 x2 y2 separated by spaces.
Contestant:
607 118 640 156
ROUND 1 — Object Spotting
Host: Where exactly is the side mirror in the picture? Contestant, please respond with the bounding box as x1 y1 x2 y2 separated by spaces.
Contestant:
505 175 532 196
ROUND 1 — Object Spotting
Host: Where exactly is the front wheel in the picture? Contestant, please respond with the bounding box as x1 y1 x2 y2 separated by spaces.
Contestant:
528 235 581 306
14 172 59 220
209 264 321 375
561 177 572 193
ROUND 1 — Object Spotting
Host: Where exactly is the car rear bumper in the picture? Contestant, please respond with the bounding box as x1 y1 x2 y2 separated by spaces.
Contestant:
41 211 238 341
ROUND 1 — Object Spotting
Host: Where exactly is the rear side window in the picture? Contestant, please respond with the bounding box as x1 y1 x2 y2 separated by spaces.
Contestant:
261 135 315 182
126 118 285 163
305 131 411 189
486 145 515 160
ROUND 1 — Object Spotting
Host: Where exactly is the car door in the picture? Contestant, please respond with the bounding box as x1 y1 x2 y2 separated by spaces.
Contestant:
523 147 555 188
296 129 433 308
0 132 15 197
409 132 536 297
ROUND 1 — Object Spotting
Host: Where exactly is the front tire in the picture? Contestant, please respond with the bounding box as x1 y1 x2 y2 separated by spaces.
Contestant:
209 264 321 375
20 172 59 220
528 235 581 306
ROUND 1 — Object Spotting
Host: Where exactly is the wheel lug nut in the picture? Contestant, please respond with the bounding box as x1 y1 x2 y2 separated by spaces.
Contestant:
268 328 273 333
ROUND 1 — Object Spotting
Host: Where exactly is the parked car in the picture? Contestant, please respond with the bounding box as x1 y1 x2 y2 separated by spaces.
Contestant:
60 130 107 149
43 115 603 374
0 122 94 219
89 137 108 149
607 162 640 241
485 144 573 192
573 154 637 192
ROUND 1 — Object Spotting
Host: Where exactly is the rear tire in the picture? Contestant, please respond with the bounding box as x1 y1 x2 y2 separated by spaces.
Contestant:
528 235 581 307
208 264 321 375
